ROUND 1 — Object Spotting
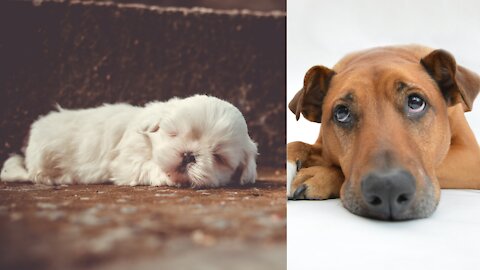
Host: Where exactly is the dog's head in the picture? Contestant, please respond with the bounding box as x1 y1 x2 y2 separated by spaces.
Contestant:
290 45 480 220
139 95 257 188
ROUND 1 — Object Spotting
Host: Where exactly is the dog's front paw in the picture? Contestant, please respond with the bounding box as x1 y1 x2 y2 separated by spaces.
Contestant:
145 170 174 187
289 166 343 200
151 174 177 187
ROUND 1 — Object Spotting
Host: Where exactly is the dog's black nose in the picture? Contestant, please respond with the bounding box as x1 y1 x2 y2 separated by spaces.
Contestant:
361 169 416 220
182 152 196 165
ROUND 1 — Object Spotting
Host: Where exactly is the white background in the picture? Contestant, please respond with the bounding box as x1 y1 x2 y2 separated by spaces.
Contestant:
287 0 480 269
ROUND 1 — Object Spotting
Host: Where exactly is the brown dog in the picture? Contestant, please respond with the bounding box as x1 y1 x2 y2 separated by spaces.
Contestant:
287 45 480 220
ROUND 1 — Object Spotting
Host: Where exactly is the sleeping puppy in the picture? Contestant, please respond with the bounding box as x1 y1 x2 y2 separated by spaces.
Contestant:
1 95 258 187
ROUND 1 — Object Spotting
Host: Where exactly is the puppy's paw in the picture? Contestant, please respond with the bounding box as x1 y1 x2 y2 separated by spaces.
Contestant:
1 154 30 182
289 166 343 200
128 180 140 186
149 170 178 187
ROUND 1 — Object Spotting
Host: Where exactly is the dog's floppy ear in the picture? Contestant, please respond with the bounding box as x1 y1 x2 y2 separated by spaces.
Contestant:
136 102 167 134
233 139 258 185
138 123 159 133
421 49 480 112
137 118 160 134
288 65 336 122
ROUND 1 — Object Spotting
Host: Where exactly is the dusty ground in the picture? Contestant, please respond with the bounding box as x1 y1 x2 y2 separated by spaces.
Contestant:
0 168 285 270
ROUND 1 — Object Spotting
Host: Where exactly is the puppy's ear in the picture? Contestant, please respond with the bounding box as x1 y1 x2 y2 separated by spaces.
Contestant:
137 119 160 134
235 139 258 185
288 65 336 123
136 101 168 134
421 49 480 112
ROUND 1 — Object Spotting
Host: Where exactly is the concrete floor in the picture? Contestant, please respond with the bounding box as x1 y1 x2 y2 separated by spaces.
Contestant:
0 168 286 270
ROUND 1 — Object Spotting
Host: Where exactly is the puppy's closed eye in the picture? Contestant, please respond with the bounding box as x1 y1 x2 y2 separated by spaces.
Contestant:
214 153 232 169
213 154 225 164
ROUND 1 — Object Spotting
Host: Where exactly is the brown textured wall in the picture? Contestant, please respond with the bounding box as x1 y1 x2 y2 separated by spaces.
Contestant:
0 1 286 168
94 0 286 11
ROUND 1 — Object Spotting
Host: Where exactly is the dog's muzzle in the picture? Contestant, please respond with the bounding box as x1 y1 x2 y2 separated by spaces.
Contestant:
177 151 196 173
182 152 196 165
361 169 416 220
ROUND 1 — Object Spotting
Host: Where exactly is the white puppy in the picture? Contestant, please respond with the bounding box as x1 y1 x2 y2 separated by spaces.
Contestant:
0 95 258 187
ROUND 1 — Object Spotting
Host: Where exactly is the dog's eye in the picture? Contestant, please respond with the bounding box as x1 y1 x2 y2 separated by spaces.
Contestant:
214 153 226 165
333 105 352 124
406 94 427 116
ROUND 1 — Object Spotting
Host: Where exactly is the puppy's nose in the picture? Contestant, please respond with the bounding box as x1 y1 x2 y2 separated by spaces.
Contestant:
182 152 196 165
361 169 416 220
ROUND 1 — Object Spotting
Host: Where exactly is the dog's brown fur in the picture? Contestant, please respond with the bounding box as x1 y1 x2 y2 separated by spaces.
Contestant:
288 45 480 220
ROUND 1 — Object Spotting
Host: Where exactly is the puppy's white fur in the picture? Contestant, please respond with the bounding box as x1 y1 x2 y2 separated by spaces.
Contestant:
1 95 258 187
286 161 296 197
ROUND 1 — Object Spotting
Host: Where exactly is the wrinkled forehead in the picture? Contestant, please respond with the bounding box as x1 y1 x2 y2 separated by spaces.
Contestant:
325 61 438 104
332 46 432 71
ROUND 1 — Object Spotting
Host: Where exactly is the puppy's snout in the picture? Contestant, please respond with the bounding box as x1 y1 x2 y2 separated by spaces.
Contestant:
361 169 416 220
182 152 196 165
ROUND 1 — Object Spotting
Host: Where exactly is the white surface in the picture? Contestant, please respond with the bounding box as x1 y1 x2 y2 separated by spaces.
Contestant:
288 190 480 270
287 0 480 269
